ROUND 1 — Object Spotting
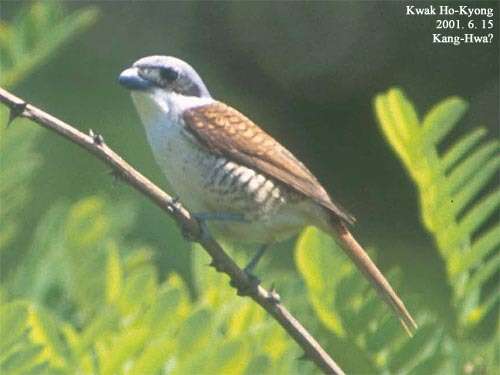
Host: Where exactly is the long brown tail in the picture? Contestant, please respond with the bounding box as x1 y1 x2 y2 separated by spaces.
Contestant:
330 221 418 336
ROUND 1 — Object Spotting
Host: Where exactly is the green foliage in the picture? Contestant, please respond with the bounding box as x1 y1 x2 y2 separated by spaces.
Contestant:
0 0 98 283
0 114 41 254
1 2 498 372
296 227 445 374
1 197 309 374
0 0 98 89
374 88 499 332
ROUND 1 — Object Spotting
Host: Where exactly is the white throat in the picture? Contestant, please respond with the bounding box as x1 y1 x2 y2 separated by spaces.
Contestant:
131 89 214 130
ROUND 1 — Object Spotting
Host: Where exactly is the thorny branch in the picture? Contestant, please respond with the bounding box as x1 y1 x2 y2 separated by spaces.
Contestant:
0 87 345 375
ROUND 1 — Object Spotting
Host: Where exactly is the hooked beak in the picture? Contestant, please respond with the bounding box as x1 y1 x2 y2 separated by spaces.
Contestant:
118 67 153 90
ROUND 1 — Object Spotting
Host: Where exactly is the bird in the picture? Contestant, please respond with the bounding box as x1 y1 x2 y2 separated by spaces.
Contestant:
118 55 417 335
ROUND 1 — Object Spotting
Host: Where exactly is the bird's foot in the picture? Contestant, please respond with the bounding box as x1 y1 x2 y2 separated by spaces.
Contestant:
229 245 272 298
169 198 208 242
193 218 211 242
230 270 261 297
230 274 281 304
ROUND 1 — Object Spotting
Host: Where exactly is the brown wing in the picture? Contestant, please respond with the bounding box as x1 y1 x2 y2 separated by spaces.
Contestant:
183 101 355 225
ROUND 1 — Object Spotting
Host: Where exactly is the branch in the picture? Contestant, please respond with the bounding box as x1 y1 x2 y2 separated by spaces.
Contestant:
0 87 345 375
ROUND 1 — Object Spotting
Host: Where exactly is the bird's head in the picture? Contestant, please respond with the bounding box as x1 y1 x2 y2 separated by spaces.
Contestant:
118 56 211 99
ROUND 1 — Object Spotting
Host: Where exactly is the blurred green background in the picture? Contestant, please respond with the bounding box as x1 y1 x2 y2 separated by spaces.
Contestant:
2 1 499 281
3 0 498 294
0 1 498 374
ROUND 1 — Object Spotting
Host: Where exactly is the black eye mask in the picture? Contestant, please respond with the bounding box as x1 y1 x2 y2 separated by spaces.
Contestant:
159 67 179 83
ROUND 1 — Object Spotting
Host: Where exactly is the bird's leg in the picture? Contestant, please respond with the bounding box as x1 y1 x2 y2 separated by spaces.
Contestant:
244 244 268 274
181 212 247 242
230 244 269 298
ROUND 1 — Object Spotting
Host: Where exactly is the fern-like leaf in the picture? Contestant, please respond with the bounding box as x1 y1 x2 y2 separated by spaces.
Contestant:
374 88 499 330
0 1 98 89
295 227 444 374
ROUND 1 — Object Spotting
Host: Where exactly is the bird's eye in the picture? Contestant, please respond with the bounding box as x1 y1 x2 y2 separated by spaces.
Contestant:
158 67 179 82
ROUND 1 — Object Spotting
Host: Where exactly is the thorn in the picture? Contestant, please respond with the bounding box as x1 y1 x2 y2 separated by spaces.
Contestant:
268 286 281 304
88 129 104 145
7 101 27 127
93 134 104 146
